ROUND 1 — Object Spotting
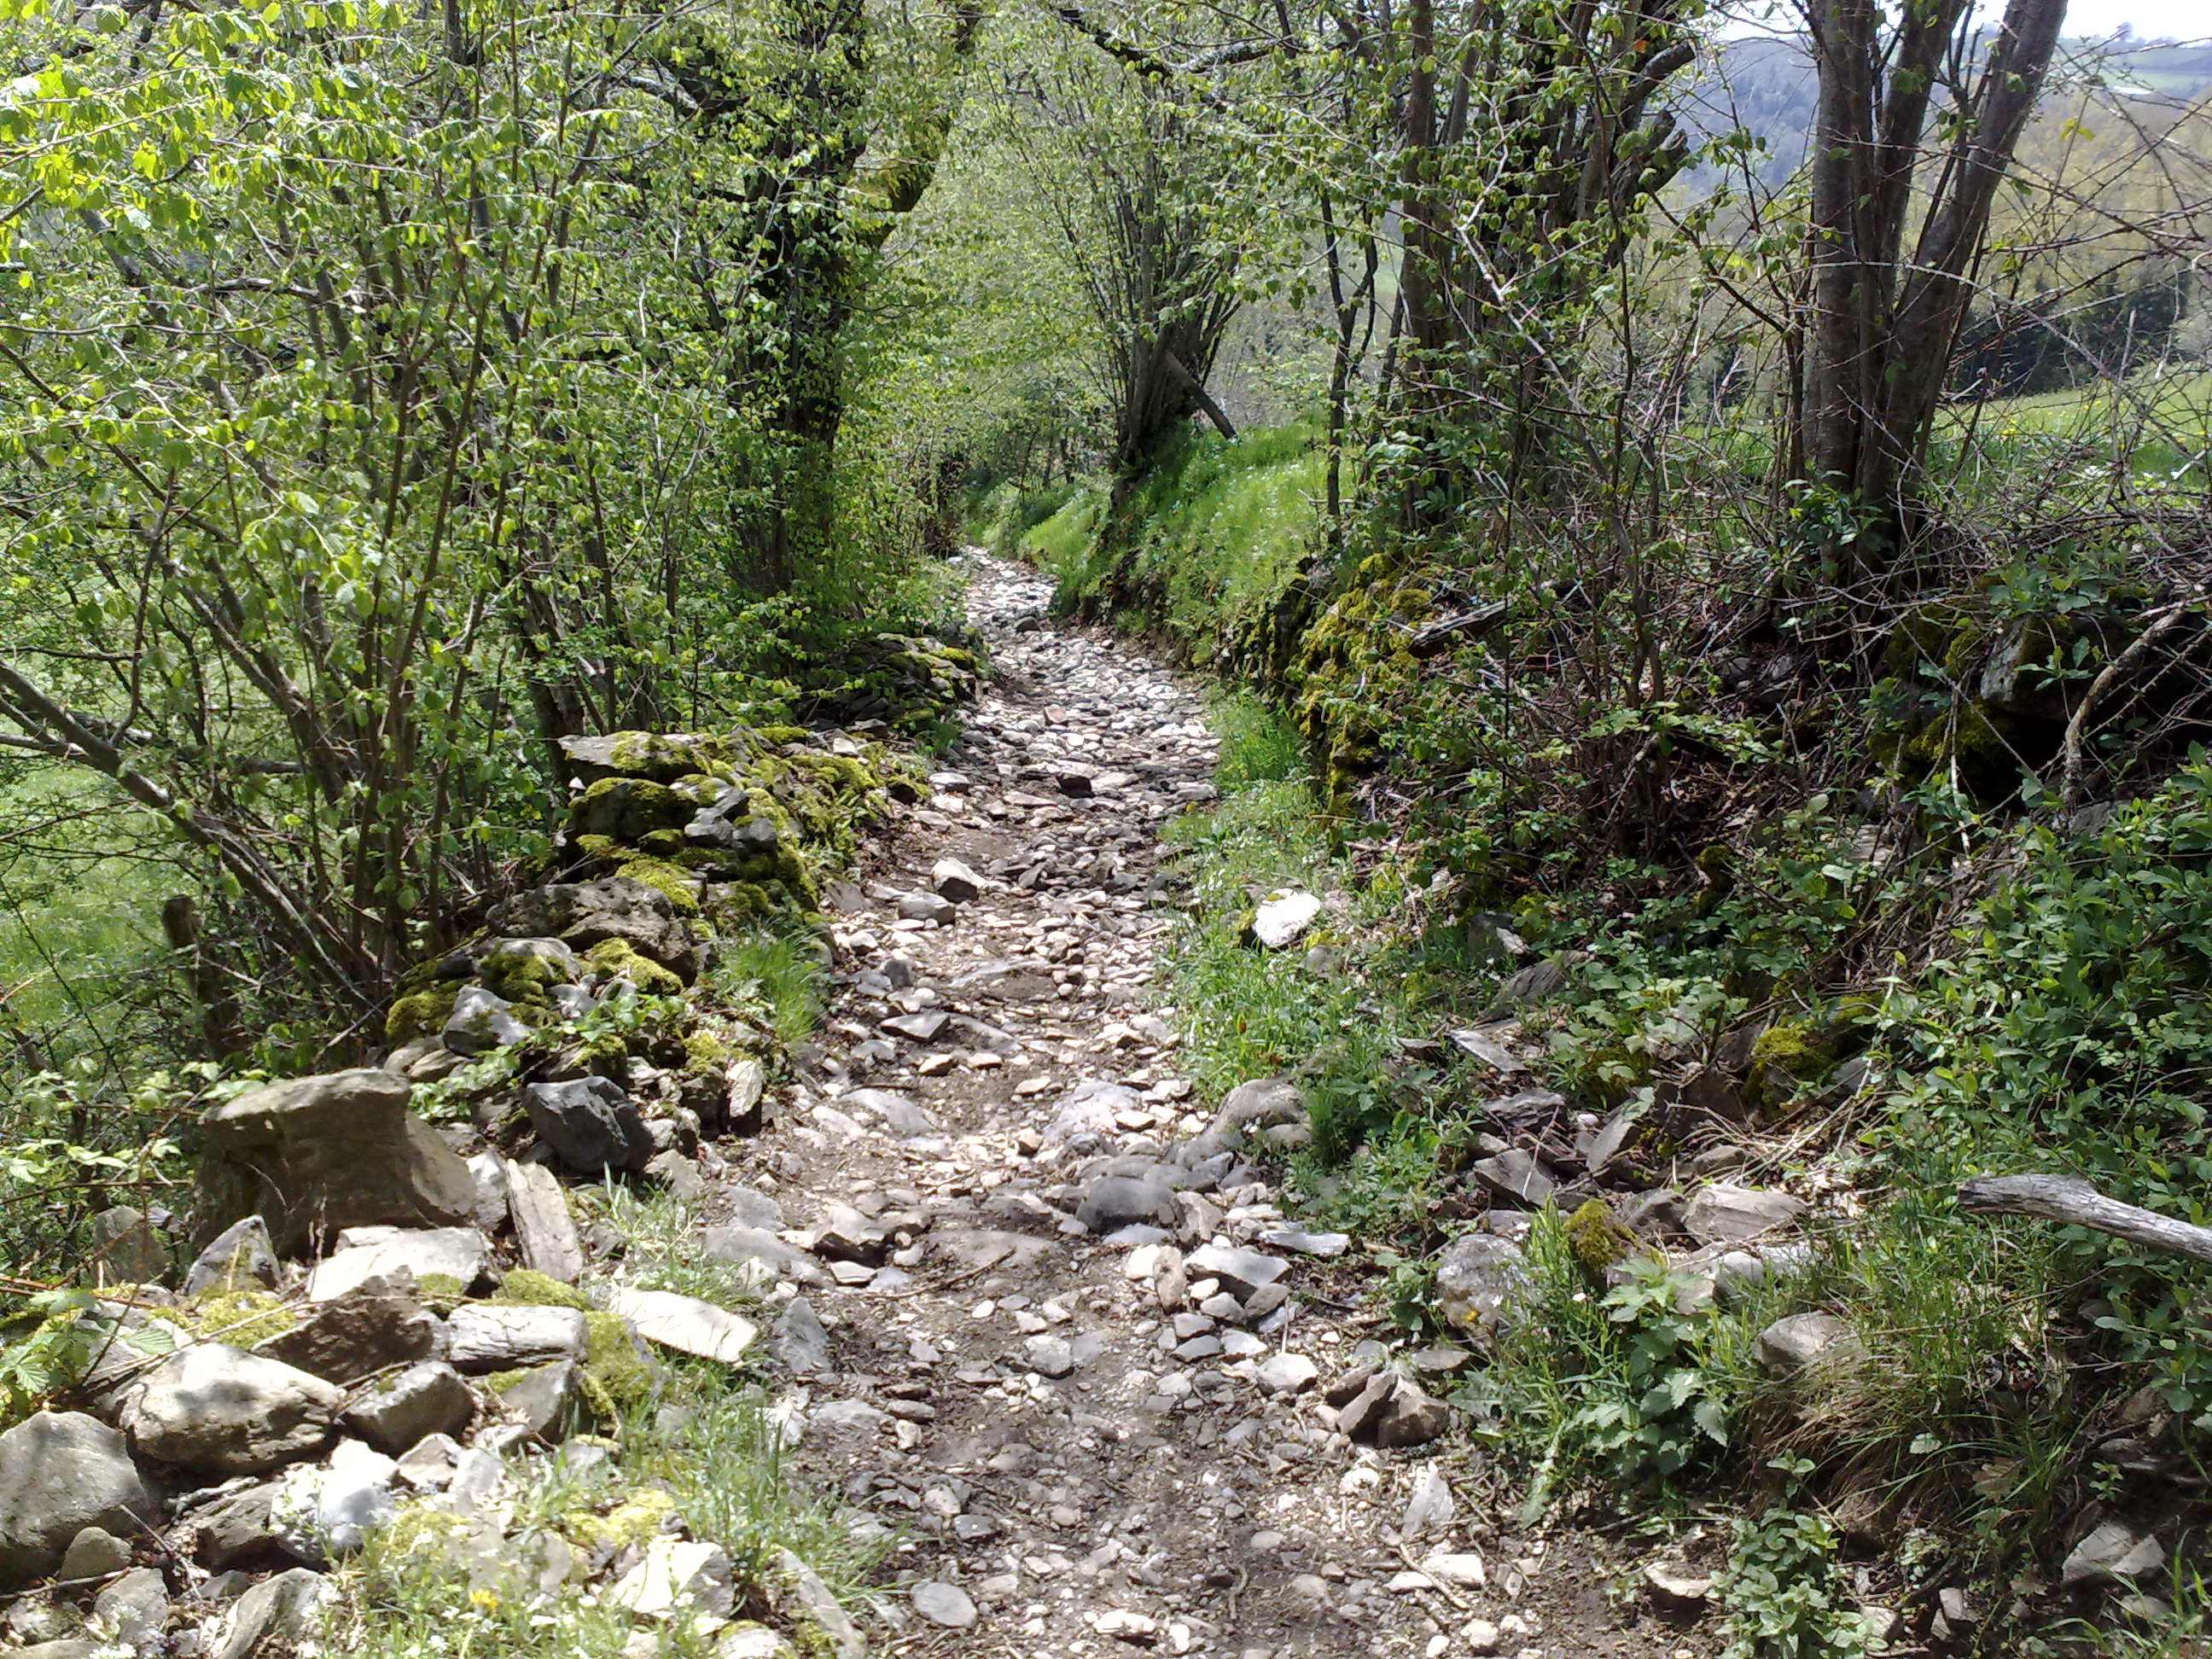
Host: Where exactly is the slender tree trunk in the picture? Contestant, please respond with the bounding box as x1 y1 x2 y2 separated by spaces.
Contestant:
1798 0 2069 587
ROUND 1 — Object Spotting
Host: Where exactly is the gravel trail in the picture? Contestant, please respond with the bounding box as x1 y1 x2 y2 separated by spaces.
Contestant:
719 554 1706 1659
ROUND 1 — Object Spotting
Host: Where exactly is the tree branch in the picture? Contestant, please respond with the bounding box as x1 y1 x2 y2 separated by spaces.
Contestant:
1958 1173 2212 1266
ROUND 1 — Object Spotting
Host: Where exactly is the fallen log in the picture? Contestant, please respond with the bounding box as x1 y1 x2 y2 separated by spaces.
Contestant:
1957 1173 2212 1266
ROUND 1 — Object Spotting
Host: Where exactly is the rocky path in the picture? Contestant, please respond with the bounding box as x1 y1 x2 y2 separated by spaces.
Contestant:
717 556 1708 1659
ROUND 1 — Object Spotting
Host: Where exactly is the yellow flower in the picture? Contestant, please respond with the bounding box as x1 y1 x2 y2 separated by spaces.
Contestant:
469 1589 500 1614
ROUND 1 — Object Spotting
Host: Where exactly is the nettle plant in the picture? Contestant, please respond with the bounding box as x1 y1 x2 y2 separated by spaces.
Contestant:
1476 1213 1736 1516
1576 1255 1736 1483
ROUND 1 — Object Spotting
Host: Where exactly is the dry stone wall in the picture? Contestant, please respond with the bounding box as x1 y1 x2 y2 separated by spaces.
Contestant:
0 712 958 1659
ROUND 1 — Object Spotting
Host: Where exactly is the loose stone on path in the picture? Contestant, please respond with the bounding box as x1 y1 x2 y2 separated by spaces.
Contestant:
744 553 1493 1658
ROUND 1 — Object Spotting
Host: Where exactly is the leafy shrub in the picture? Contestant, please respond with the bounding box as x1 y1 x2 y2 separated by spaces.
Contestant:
1720 1460 1874 1659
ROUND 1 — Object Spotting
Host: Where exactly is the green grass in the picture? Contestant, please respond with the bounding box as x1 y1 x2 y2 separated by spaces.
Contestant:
709 930 829 1055
591 1179 765 1307
1019 485 1110 582
0 769 175 1070
1211 692 1303 790
1014 423 1323 646
1941 364 2212 483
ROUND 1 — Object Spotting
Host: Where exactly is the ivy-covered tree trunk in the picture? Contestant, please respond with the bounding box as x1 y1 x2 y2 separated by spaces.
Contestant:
686 0 985 595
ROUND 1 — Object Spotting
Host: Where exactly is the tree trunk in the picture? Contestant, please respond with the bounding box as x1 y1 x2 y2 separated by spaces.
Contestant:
1797 0 2069 585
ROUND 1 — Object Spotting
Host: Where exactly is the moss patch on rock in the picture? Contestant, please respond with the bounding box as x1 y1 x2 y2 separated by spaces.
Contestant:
1743 1020 1837 1115
490 1269 591 1311
385 976 461 1045
183 1289 296 1347
475 949 565 1010
1563 1199 1639 1284
585 939 685 996
412 1272 468 1311
682 1031 732 1074
583 1311 658 1414
1287 556 1433 795
562 1485 675 1551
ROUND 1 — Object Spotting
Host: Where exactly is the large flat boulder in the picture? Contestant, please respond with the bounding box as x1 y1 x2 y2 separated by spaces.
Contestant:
195 1070 476 1254
306 1227 489 1302
445 1305 590 1373
120 1345 343 1476
487 878 697 982
1681 1183 1807 1247
604 1287 756 1364
0 1412 156 1589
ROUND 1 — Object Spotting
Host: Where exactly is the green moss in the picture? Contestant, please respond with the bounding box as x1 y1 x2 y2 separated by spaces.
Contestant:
1563 1200 1639 1284
483 1367 527 1395
1879 600 1983 684
585 939 684 995
682 1031 731 1074
1749 1021 1822 1074
476 949 563 1010
573 1030 633 1069
385 980 460 1045
380 1506 474 1557
602 731 734 781
413 1272 467 1310
573 776 690 844
491 1269 591 1311
1285 556 1433 795
584 1309 658 1412
609 854 702 917
183 1289 295 1347
705 882 777 926
1743 1020 1837 1115
562 1485 675 1551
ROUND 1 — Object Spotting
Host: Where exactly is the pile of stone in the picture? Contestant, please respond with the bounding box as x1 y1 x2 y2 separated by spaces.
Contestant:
797 632 984 731
0 1068 807 1659
547 726 911 929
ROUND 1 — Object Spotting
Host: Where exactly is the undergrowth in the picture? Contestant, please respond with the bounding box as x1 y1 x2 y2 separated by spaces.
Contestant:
1155 658 2212 1652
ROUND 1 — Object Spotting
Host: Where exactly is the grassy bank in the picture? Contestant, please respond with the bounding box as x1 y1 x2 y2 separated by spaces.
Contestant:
1012 410 2212 1654
975 425 1321 648
1155 690 2212 1655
